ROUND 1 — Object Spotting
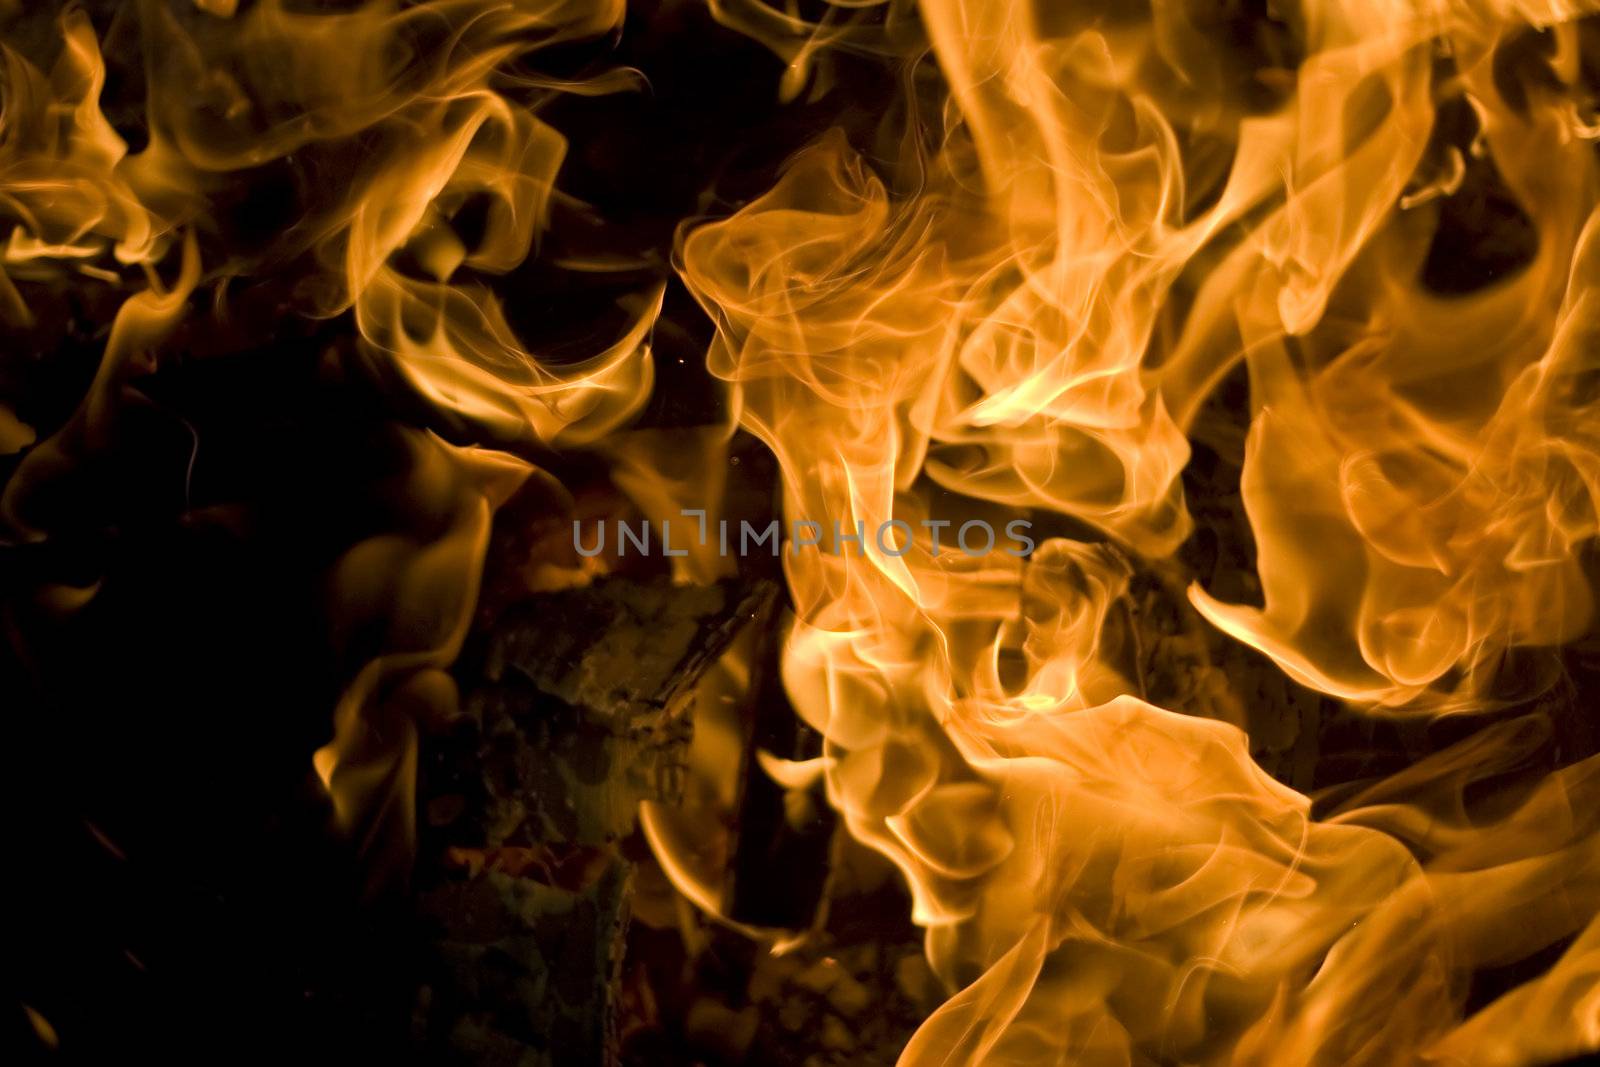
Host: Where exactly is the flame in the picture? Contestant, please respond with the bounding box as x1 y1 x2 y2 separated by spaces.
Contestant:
5 1 1597 1060
1 1 651 445
1187 10 1600 709
682 0 1600 1062
0 2 655 867
310 430 531 850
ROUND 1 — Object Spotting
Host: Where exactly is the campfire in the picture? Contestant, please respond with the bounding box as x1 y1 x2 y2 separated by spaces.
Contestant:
5 1 1598 1064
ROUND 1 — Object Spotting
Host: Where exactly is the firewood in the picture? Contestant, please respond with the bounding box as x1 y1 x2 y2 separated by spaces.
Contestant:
413 574 778 1067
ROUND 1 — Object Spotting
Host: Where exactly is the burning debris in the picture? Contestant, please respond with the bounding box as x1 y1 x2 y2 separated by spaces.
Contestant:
4 1 1600 1066
418 573 775 1063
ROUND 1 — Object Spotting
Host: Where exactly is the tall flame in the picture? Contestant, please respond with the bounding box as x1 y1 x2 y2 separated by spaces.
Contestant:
682 0 1600 1062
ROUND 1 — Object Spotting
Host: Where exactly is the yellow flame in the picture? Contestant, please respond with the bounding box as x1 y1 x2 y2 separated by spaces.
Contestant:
681 0 1600 1062
0 4 655 865
5 2 1596 1059
313 433 531 863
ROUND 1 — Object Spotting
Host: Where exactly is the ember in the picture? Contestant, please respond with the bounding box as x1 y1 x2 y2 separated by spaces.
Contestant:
4 2 1598 1065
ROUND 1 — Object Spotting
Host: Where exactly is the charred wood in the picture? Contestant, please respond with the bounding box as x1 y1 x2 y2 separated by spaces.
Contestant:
413 575 777 1067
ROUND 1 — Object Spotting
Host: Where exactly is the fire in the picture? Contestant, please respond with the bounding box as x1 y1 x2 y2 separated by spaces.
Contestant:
682 0 1600 1062
2 0 1596 1063
1 0 657 861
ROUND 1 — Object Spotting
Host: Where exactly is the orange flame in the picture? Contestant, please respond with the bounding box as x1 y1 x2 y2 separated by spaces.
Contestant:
0 3 655 865
4 1 1596 1060
682 0 1600 1062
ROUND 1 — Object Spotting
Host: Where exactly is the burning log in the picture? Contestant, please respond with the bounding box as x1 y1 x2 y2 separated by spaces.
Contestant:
414 574 777 1066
